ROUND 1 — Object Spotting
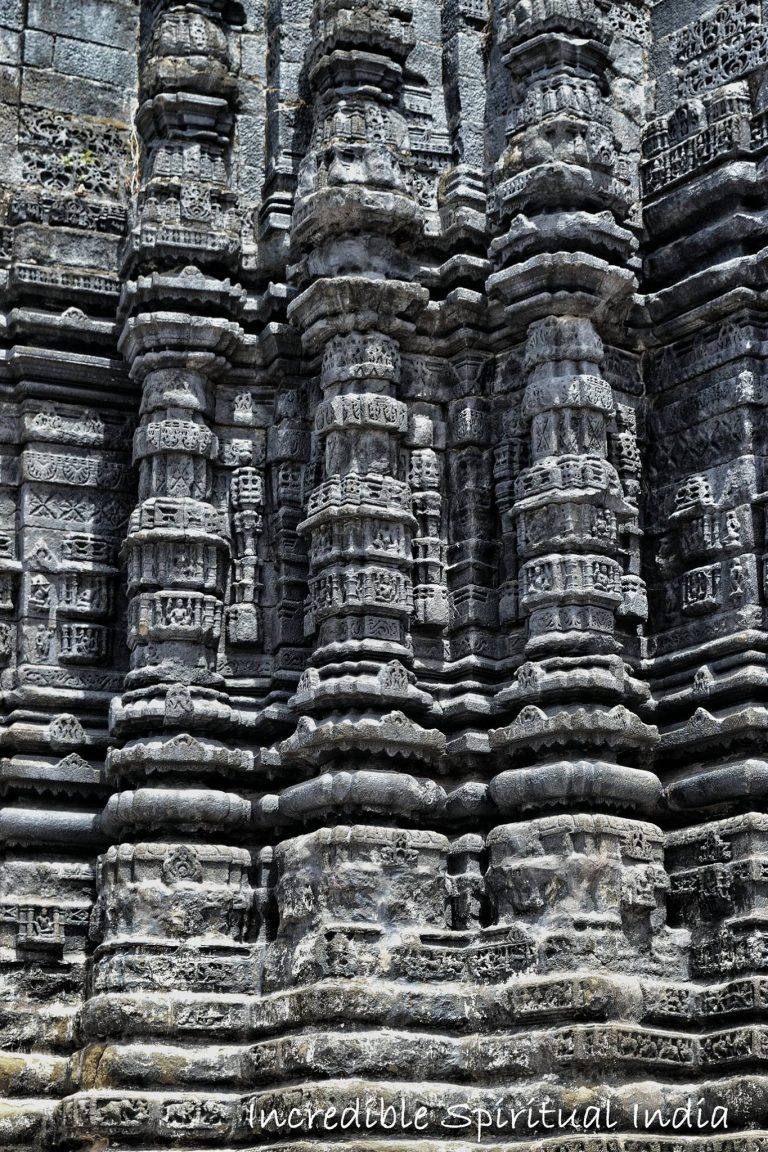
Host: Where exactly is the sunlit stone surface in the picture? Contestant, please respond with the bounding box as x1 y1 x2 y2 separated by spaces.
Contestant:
1 0 768 1148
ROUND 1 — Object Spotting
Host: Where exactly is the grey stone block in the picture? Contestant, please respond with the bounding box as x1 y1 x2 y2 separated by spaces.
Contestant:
0 0 22 30
22 67 129 119
53 37 135 89
22 29 53 68
0 24 19 66
2 0 768 1147
27 0 136 49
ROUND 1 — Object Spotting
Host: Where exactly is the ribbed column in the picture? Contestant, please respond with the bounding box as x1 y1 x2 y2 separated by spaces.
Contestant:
486 0 660 822
643 2 768 829
59 3 253 1145
516 317 627 658
477 0 688 1135
272 0 445 785
248 0 457 1127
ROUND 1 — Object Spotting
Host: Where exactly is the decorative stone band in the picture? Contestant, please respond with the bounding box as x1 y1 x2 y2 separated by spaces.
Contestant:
47 1037 768 1106
89 945 259 996
127 496 229 538
301 472 413 526
254 767 445 824
100 788 251 836
129 222 241 268
9 264 120 305
304 565 412 626
44 1020 768 1092
519 554 624 612
22 450 133 491
642 113 752 197
77 973 768 1040
522 375 614 418
134 420 217 460
489 759 663 815
514 454 623 502
106 735 253 785
489 704 659 755
53 1082 744 1142
515 503 621 557
314 393 408 434
308 519 411 568
320 332 401 386
277 711 446 767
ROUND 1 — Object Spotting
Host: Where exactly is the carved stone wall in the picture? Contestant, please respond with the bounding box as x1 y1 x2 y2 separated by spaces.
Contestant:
2 0 768 1148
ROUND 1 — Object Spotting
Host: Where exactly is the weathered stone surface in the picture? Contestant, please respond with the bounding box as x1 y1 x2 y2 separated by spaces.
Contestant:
0 0 767 1147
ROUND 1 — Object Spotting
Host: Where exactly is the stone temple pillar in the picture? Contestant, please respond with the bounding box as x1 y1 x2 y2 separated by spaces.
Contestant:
267 0 446 797
7 0 768 1146
486 0 661 820
59 3 256 1144
481 0 688 1114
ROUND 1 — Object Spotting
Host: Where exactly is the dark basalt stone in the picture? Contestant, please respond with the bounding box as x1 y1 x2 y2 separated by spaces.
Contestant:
1 0 767 1146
